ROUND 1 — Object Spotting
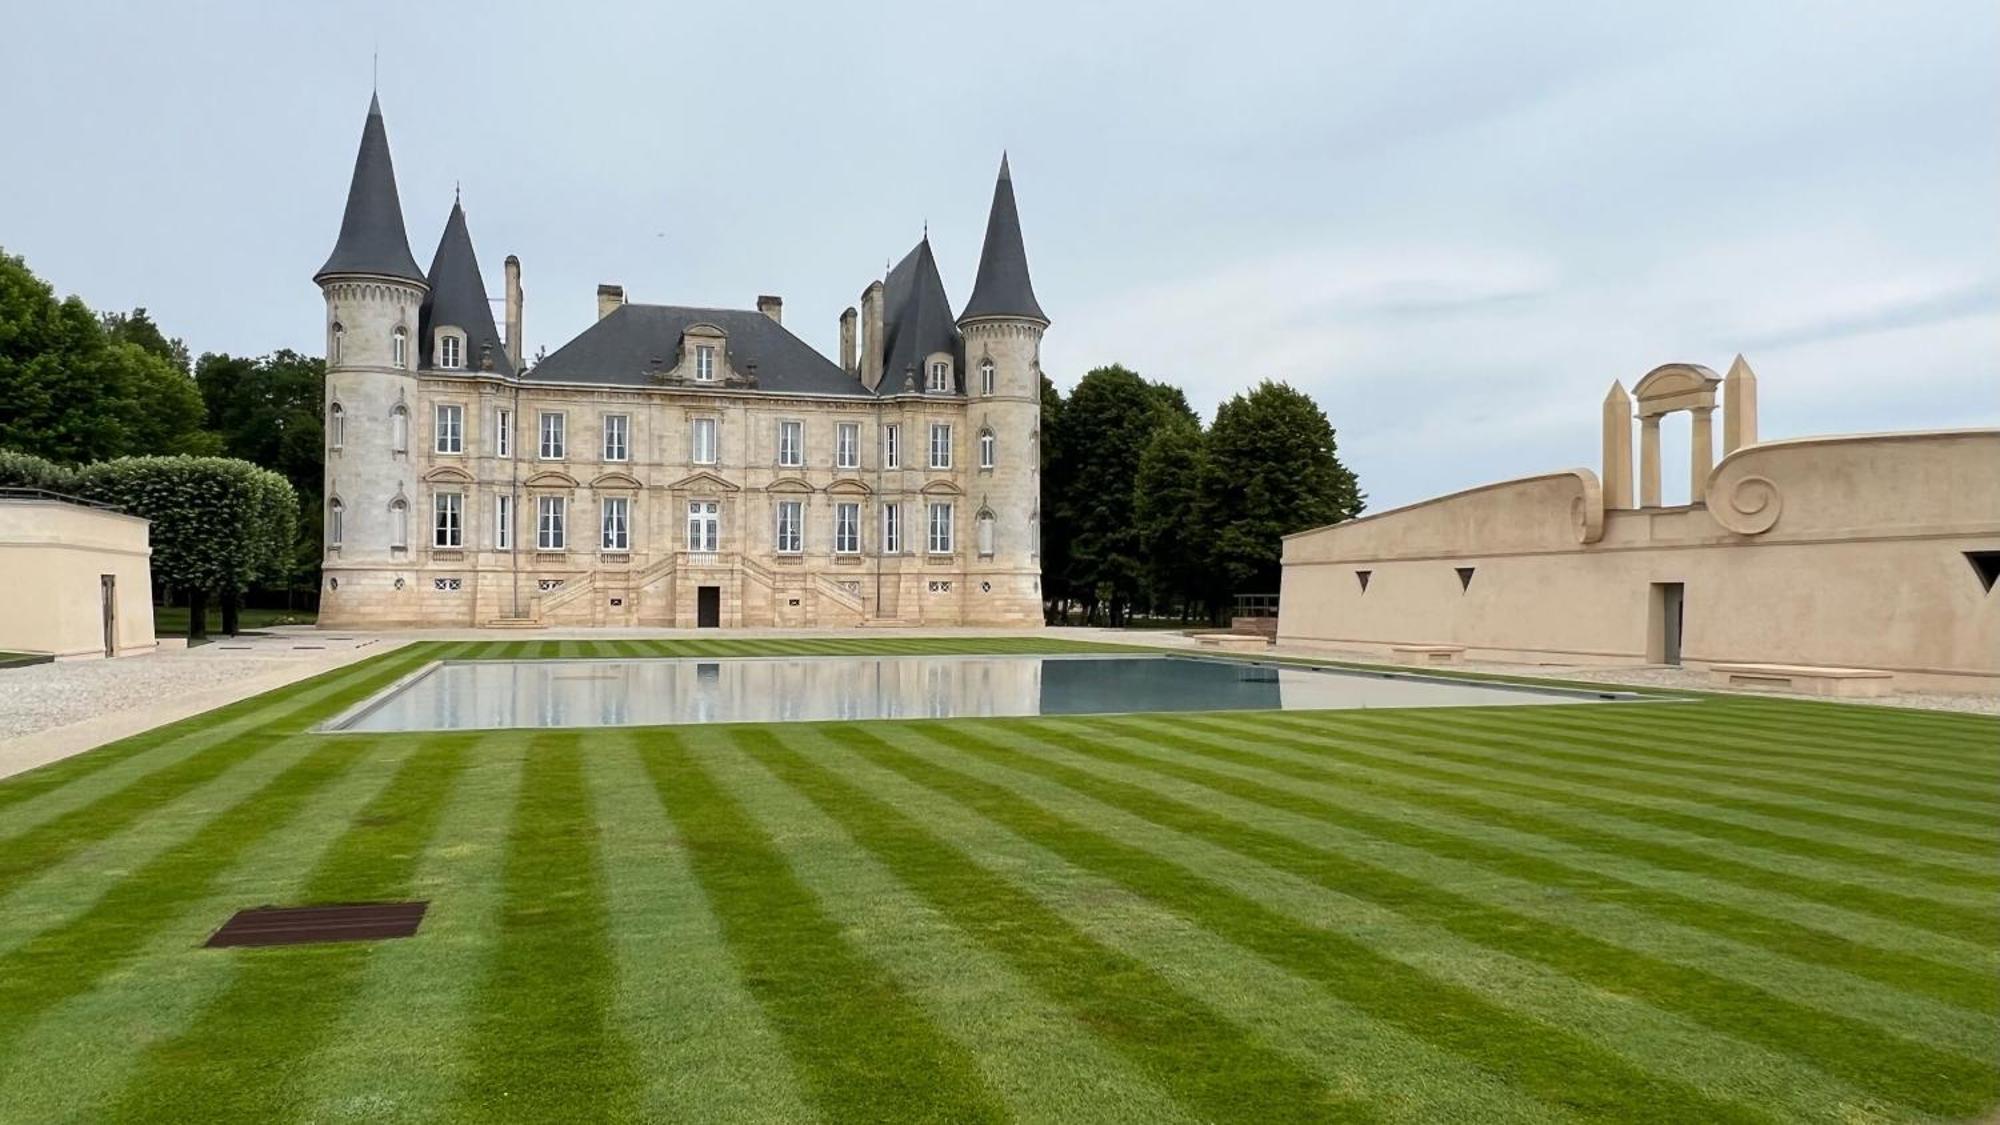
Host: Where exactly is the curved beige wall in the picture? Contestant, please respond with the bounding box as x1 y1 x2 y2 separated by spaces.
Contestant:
1280 430 2000 692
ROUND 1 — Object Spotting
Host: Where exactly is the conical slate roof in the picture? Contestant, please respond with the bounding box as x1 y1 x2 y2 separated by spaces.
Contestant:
418 198 513 375
315 94 425 285
958 154 1046 325
882 238 961 393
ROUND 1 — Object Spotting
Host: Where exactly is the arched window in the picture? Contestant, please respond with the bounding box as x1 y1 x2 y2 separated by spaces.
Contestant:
330 322 343 365
979 358 995 396
978 428 996 469
438 332 463 370
391 404 409 454
328 402 345 450
328 497 344 547
389 498 408 550
927 360 950 393
392 325 408 369
976 508 996 557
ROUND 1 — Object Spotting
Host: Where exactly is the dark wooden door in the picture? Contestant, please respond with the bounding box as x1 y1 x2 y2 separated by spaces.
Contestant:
100 574 117 657
697 586 721 628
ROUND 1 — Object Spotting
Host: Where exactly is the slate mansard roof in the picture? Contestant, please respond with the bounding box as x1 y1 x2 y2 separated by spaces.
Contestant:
419 199 513 376
528 305 870 397
316 95 426 285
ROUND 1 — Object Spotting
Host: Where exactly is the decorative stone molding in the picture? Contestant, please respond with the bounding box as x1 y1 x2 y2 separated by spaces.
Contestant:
1713 474 1783 535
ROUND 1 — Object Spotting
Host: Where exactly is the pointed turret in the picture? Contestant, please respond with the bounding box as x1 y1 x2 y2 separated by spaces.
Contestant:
418 196 513 375
315 94 425 285
958 154 1047 326
881 237 961 391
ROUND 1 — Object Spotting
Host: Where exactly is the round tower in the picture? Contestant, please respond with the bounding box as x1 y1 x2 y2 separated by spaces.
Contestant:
958 154 1049 626
316 94 429 626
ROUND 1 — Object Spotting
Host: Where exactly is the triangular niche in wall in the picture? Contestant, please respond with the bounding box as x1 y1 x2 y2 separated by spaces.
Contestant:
1355 570 1372 592
1967 551 2000 593
1456 567 1475 592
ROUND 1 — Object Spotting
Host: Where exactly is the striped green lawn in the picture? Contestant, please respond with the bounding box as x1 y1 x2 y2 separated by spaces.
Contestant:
0 638 1993 1123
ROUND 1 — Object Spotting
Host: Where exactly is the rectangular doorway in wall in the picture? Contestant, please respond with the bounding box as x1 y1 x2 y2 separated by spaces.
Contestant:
1650 582 1685 665
696 586 721 629
100 575 117 658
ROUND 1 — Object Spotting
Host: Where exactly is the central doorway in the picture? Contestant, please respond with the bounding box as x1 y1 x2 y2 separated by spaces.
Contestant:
1650 582 1685 665
696 585 721 628
100 574 117 658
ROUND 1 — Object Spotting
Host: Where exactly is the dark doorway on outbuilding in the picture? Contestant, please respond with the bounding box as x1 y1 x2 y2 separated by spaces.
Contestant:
697 585 721 628
1649 582 1685 665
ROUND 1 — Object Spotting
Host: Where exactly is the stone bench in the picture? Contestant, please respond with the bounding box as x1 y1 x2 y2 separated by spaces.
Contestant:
1707 663 1893 698
1391 644 1466 666
1193 632 1272 652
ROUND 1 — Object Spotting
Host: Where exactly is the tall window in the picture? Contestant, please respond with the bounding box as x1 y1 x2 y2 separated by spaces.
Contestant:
883 424 901 469
392 326 408 369
980 358 995 396
328 497 343 547
537 495 566 550
778 420 803 467
978 428 995 469
433 492 463 547
695 345 716 382
330 323 343 365
691 417 717 465
602 414 629 461
687 500 719 552
495 409 512 458
495 494 512 550
834 502 860 554
435 404 463 454
775 500 803 553
928 422 952 469
328 403 344 450
881 502 900 554
601 496 630 552
539 412 565 459
976 509 996 556
927 361 950 393
927 501 953 554
390 498 409 549
391 405 409 454
835 422 858 469
439 334 462 370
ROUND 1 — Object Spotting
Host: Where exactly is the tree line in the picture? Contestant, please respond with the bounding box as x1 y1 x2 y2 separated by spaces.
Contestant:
0 248 321 634
1041 364 1363 626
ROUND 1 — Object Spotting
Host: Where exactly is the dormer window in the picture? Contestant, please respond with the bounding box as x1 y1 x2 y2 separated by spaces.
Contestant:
392 326 408 369
927 361 950 393
438 332 463 370
695 345 716 382
980 358 995 396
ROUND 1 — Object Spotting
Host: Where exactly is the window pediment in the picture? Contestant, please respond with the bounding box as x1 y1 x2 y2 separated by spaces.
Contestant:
590 471 643 490
825 477 874 496
524 469 580 489
920 479 964 496
767 476 814 494
423 465 474 484
665 469 740 493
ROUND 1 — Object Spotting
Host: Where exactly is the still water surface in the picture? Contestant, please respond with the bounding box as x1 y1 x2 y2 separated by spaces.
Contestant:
330 655 1614 733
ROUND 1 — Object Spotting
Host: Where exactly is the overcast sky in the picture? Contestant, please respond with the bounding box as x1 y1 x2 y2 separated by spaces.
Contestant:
5 1 1994 509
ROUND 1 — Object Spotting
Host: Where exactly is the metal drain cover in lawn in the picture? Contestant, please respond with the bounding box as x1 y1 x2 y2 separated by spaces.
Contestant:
205 902 428 948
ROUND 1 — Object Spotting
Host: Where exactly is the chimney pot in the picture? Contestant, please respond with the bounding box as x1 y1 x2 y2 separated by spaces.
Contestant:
503 256 523 370
756 295 783 325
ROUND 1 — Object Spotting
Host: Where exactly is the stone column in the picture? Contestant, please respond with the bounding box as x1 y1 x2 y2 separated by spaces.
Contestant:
1723 355 1758 454
1639 416 1661 507
1690 406 1715 504
1602 381 1633 509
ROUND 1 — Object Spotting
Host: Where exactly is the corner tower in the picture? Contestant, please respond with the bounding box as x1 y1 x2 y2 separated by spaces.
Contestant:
315 94 428 625
957 154 1048 626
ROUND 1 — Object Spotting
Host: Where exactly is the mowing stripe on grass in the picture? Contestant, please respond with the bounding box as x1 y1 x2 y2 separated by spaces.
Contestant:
1043 718 1998 1013
0 735 378 1062
453 734 637 1123
828 725 1895 1124
1240 713 2000 894
585 731 816 1123
910 721 1997 1115
826 725 1767 1124
296 732 532 1122
733 725 1364 1125
1156 713 2000 947
702 727 1210 1125
637 728 1008 1124
100 736 473 1122
1367 711 1998 844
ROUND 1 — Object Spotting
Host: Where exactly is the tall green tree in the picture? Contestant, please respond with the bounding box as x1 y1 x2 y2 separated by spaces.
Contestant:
1038 372 1074 621
1204 380 1364 597
1052 364 1183 625
195 349 326 595
1133 415 1213 619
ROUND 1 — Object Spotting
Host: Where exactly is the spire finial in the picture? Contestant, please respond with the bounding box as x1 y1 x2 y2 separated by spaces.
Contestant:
372 43 378 93
455 180 461 205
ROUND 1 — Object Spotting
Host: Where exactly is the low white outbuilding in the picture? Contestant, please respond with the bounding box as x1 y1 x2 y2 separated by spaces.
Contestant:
0 492 157 659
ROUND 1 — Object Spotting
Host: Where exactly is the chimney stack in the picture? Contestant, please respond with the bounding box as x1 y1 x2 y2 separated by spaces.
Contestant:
596 283 625 321
757 295 783 325
503 255 523 369
859 281 885 392
839 307 857 375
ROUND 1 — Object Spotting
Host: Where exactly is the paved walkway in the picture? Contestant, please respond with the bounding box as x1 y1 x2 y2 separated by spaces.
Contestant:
2 625 1989 783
